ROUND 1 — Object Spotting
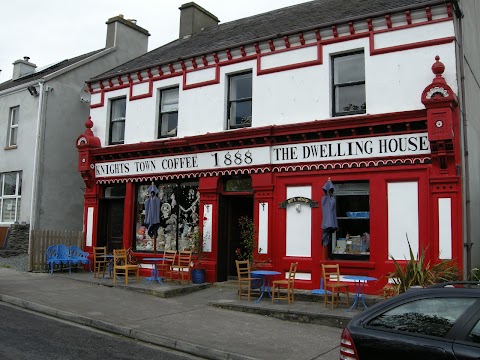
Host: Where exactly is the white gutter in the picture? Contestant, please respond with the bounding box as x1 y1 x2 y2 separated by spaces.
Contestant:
28 81 45 267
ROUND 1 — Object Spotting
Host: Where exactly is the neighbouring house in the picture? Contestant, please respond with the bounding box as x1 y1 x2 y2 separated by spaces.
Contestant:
76 0 480 292
0 15 150 262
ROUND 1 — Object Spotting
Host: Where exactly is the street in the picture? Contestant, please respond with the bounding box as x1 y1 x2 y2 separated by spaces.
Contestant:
0 302 202 360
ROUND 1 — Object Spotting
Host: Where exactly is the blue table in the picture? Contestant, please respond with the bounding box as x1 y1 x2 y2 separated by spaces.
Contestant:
143 258 169 284
344 275 377 311
251 270 281 303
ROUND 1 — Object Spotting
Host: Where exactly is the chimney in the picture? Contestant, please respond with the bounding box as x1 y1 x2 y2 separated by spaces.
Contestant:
179 2 219 38
12 56 37 80
105 14 150 52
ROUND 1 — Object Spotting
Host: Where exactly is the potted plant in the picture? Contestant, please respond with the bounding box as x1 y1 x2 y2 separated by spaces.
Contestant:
387 236 460 294
190 229 206 284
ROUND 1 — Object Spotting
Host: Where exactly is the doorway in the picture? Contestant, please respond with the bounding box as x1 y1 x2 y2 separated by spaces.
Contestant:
98 199 124 252
217 195 253 281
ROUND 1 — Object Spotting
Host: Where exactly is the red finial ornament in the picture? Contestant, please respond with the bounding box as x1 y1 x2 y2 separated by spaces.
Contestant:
432 55 445 76
85 116 93 131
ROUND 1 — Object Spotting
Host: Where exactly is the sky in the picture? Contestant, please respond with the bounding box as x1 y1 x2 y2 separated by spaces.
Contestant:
0 0 312 83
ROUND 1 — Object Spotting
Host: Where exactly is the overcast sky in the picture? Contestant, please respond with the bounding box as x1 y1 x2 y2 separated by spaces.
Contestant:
0 0 312 83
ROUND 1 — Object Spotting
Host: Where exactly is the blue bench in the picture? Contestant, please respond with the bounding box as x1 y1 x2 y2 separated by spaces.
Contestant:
45 245 91 273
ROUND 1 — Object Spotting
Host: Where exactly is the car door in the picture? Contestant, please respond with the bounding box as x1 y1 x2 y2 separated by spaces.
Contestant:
353 297 476 360
452 305 480 360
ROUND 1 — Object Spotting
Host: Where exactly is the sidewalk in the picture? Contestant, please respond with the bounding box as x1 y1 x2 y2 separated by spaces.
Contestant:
0 268 382 359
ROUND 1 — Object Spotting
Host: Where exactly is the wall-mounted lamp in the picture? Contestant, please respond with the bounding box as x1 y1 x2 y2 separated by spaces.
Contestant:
27 86 38 96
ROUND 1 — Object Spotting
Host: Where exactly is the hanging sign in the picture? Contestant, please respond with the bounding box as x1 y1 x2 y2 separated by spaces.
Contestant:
280 197 318 208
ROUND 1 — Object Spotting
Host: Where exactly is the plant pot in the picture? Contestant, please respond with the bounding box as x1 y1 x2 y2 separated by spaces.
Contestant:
191 268 205 284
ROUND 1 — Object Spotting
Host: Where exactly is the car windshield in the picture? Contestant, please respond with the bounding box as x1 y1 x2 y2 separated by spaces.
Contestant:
368 297 476 337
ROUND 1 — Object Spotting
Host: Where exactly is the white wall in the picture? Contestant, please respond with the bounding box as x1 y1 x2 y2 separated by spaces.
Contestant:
89 21 456 145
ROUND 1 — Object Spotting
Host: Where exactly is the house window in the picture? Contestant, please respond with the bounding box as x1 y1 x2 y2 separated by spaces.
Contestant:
158 88 179 138
332 51 366 116
7 106 19 147
227 72 252 129
109 97 126 145
0 172 22 223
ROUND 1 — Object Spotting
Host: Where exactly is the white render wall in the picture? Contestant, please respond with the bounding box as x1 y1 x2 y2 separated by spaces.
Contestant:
89 22 457 146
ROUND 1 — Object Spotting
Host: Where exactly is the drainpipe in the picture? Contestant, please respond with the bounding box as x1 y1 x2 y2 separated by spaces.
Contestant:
28 80 45 270
451 0 471 275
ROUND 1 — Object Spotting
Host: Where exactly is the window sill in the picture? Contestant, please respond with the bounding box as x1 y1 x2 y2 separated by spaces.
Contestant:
4 145 17 150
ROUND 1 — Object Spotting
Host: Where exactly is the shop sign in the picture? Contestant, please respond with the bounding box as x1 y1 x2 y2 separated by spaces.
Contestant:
95 133 430 178
280 197 318 208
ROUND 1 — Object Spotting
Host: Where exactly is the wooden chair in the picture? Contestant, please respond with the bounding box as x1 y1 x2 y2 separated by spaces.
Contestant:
235 260 261 301
113 249 139 285
170 250 192 285
322 264 349 308
158 250 176 280
93 246 108 278
272 262 298 304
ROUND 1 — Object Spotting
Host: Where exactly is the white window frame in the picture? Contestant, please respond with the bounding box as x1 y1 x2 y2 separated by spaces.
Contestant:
158 87 179 138
0 172 22 224
227 72 252 129
109 97 126 145
8 106 19 147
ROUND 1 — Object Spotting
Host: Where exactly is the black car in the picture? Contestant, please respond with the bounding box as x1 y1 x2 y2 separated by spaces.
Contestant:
340 282 480 360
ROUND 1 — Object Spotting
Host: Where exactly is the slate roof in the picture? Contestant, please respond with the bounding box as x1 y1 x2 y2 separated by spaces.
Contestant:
91 0 442 82
0 49 103 92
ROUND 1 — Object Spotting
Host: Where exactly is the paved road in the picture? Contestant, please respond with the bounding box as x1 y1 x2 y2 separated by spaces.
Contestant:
0 302 203 360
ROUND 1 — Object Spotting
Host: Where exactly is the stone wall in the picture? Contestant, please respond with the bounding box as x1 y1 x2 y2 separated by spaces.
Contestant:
0 223 30 257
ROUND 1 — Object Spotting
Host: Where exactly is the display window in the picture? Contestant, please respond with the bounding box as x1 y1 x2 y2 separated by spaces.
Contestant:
330 181 370 261
134 180 199 252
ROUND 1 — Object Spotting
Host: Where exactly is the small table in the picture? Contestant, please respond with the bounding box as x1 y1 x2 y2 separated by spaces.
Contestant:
143 258 169 284
344 275 377 311
250 270 281 303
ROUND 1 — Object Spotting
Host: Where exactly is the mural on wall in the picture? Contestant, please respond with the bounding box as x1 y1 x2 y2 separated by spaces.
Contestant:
135 181 199 252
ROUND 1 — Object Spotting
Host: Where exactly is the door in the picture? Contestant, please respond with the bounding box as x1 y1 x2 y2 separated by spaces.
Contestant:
217 195 253 281
98 198 124 252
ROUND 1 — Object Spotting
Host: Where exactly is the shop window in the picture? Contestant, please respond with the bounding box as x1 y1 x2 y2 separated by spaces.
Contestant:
134 181 199 252
109 97 126 145
0 172 22 223
227 72 252 129
7 106 19 147
158 87 179 138
332 51 366 117
330 181 370 261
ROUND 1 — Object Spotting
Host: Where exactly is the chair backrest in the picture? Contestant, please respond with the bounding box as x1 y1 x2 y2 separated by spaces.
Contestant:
57 244 70 259
93 246 106 262
236 260 251 279
287 262 298 284
46 245 58 261
322 264 341 284
176 250 192 267
163 250 177 264
113 249 127 268
70 246 89 260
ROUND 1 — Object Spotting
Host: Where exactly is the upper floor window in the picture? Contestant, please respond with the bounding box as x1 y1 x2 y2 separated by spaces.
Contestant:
158 87 179 138
227 72 252 129
0 172 22 223
332 51 366 117
7 106 19 147
109 97 126 145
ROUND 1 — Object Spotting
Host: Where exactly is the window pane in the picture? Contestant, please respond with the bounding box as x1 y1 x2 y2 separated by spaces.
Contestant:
334 53 365 84
3 173 17 196
229 101 252 127
111 121 125 143
9 128 17 147
111 98 126 120
468 319 480 343
160 113 178 137
368 298 475 337
335 84 366 113
11 107 19 125
230 73 252 100
161 88 179 112
1 199 17 222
